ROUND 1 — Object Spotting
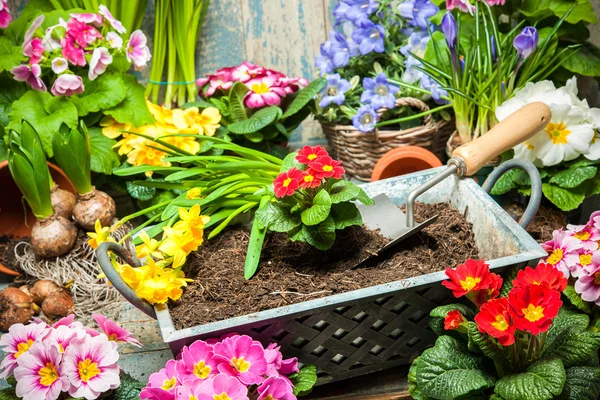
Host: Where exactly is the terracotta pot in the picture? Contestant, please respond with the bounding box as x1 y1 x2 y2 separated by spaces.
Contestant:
371 146 442 181
0 160 76 238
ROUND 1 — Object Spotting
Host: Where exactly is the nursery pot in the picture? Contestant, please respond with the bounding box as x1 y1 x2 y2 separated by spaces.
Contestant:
371 146 442 181
0 160 76 238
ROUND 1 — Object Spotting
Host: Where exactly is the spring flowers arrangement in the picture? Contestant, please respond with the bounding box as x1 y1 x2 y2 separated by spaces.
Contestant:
313 0 450 133
408 259 600 400
194 62 322 152
490 77 600 211
140 334 317 400
0 314 145 400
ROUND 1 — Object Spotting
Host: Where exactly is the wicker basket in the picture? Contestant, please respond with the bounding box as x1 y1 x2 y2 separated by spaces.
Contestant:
322 97 450 181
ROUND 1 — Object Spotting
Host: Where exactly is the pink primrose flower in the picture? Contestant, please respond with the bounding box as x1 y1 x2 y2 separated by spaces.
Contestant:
46 325 86 354
140 359 181 400
264 343 298 383
244 75 287 109
66 18 102 47
52 315 83 330
106 31 123 49
71 13 103 26
213 335 267 385
195 374 249 400
51 74 84 96
126 30 151 69
575 252 600 305
11 63 47 91
99 5 126 34
176 340 219 382
446 0 475 13
52 57 69 74
23 37 45 64
541 229 583 278
92 313 142 347
230 62 265 82
61 34 86 66
88 47 113 80
0 0 11 28
257 377 296 400
24 15 45 45
0 322 48 378
566 224 600 251
13 341 69 400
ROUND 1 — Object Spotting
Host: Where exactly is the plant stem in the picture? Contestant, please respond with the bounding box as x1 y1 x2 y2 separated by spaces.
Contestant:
375 104 452 128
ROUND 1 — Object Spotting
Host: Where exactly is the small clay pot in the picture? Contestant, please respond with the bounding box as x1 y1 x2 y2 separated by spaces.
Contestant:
371 146 442 181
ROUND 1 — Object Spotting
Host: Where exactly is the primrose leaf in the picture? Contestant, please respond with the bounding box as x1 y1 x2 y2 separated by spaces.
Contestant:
280 152 304 172
543 309 590 353
228 106 280 135
113 372 145 400
331 202 362 230
281 77 326 119
182 99 214 110
519 0 597 24
562 41 600 76
562 285 592 313
0 37 26 73
301 189 332 226
408 359 432 400
495 357 566 400
289 365 317 396
559 366 600 400
466 322 509 368
0 78 27 126
542 183 585 212
549 166 597 188
77 73 128 116
126 181 156 201
415 336 495 399
104 74 154 127
490 169 519 195
229 82 248 122
329 180 361 204
255 200 301 233
88 127 119 174
302 215 336 250
542 327 600 368
430 303 475 319
0 387 18 400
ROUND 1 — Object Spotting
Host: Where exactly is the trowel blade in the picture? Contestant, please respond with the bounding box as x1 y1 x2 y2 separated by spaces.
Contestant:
357 193 407 239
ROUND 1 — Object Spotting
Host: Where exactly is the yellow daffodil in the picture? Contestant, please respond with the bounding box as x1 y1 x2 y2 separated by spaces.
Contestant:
135 231 164 260
87 220 115 250
129 257 190 304
159 228 204 269
172 107 221 136
186 188 202 199
175 205 210 237
127 141 171 176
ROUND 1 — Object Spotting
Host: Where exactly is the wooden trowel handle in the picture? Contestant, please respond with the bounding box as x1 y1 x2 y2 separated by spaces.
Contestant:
451 102 551 177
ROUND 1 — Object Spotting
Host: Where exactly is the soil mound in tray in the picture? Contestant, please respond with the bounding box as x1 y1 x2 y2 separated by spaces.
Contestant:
170 202 480 329
0 235 24 274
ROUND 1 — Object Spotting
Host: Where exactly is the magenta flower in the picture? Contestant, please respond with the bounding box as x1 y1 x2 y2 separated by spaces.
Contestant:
214 335 267 385
566 223 600 251
574 253 600 305
176 340 219 382
66 18 102 47
43 20 67 52
24 14 45 45
140 359 181 400
244 75 287 109
52 315 82 329
264 343 298 383
46 325 86 354
572 249 596 278
11 63 47 92
126 30 151 69
23 37 45 64
61 34 86 66
88 47 113 80
231 62 265 82
486 0 505 5
52 57 69 74
51 74 84 96
13 341 69 400
71 13 103 25
446 0 475 13
541 229 583 277
275 76 307 95
63 335 121 399
175 379 202 400
257 377 295 400
106 31 123 49
0 322 48 378
0 0 11 28
589 210 600 231
99 5 126 34
195 374 248 400
92 313 142 347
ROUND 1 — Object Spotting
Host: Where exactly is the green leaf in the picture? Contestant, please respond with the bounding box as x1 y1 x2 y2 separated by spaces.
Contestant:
88 127 119 174
126 181 156 201
77 73 128 116
0 387 18 400
494 358 566 400
228 106 280 135
0 78 27 126
519 0 597 24
301 189 332 226
329 180 361 204
544 309 590 351
542 327 600 368
289 365 317 396
229 82 249 122
302 215 336 250
104 74 154 127
549 166 597 188
415 336 495 399
542 183 585 211
563 285 592 313
281 78 327 119
430 303 475 319
499 266 520 298
280 152 304 172
561 41 600 76
559 366 600 400
113 372 145 400
244 214 267 280
409 358 432 400
182 99 214 110
0 37 26 73
490 170 519 195
331 202 363 230
467 322 508 368
255 200 301 233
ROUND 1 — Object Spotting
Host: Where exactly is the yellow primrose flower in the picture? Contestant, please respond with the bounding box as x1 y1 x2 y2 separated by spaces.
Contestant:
101 117 132 140
127 141 171 176
146 99 174 126
163 134 200 155
87 220 115 250
114 133 145 156
172 107 221 136
186 188 202 199
135 231 164 260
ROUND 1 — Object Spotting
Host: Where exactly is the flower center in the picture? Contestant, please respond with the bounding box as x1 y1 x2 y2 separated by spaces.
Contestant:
264 396 275 400
522 304 545 322
580 253 593 266
574 231 591 241
524 142 535 150
370 30 380 39
594 272 600 285
327 87 338 96
214 394 231 400
251 82 270 94
459 276 481 291
38 362 59 387
128 45 134 54
546 248 564 265
15 340 34 358
161 377 177 390
307 153 318 161
78 358 101 383
282 177 292 187
108 333 119 342
375 85 388 96
361 114 373 124
322 165 334 172
545 122 571 145
193 361 211 379
58 343 65 353
490 315 509 331
304 175 315 182
231 357 250 373
190 397 198 400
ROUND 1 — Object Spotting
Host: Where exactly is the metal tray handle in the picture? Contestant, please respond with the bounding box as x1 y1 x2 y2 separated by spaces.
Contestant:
97 241 157 319
482 158 542 229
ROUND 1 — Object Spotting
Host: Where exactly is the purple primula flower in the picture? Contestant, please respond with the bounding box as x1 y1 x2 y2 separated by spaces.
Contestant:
11 64 46 92
441 12 457 52
319 73 351 108
329 31 357 68
398 0 439 28
513 26 538 60
51 74 84 96
334 1 351 25
315 39 335 74
352 20 385 55
345 0 379 24
352 105 378 132
400 30 430 58
360 73 399 110
421 74 448 104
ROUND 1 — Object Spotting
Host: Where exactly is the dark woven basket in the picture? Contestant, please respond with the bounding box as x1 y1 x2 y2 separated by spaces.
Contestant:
321 97 452 181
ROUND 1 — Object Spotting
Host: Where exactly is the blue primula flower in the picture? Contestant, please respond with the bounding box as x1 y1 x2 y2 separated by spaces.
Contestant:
314 31 359 75
352 105 379 133
360 73 399 110
345 0 379 24
319 73 351 108
398 0 439 28
421 74 448 104
352 20 385 55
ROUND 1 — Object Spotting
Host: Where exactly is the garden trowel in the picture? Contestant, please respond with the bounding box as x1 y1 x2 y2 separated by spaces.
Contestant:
355 102 552 266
